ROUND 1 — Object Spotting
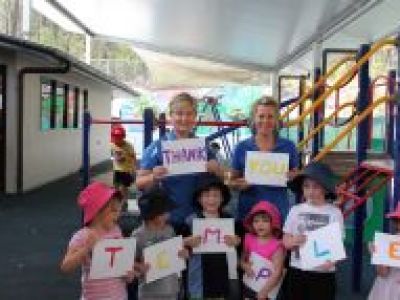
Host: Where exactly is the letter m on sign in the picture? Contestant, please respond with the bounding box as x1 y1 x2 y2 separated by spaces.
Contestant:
203 227 221 244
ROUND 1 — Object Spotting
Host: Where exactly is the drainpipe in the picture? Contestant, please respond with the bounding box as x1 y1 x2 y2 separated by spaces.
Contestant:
17 61 70 193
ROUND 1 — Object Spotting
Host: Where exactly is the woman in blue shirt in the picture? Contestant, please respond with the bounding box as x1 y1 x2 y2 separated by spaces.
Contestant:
230 96 299 221
136 92 222 230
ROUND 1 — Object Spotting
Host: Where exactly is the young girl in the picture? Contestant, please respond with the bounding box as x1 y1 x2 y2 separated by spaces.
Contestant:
60 181 135 300
184 174 241 299
283 162 344 300
241 201 285 300
133 186 188 300
368 202 400 300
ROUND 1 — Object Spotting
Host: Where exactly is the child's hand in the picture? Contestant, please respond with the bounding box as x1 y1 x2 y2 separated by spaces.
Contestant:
257 287 269 300
124 269 137 283
153 166 168 181
242 261 255 278
178 248 190 259
316 260 335 271
184 235 202 248
224 235 241 247
135 262 150 275
291 234 306 247
368 242 376 254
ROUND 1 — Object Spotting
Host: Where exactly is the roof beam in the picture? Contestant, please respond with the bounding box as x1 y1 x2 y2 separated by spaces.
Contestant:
45 0 95 37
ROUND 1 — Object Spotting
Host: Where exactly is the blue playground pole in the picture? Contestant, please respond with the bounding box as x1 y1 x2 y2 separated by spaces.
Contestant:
82 110 91 188
353 43 371 292
143 108 154 150
393 37 400 212
312 67 322 157
158 112 166 139
384 70 396 232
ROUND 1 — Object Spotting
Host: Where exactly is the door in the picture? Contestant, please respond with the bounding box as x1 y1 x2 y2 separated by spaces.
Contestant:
0 65 6 192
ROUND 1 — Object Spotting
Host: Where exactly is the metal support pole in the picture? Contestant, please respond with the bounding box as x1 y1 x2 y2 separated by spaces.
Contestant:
353 43 371 292
143 108 154 149
312 67 322 157
384 70 396 232
298 77 305 169
393 36 400 213
82 110 91 188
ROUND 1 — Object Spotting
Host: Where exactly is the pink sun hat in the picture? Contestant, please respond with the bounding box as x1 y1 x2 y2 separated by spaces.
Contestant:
78 181 122 225
243 201 282 232
386 202 400 219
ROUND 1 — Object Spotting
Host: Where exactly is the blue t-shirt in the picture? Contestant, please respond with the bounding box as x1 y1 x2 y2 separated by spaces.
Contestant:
231 136 299 221
140 132 215 225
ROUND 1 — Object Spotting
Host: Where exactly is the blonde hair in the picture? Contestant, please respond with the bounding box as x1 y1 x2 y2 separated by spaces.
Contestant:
168 92 197 116
249 96 280 135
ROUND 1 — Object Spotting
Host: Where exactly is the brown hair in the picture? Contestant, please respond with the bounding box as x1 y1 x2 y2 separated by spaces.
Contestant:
168 92 197 116
249 96 280 134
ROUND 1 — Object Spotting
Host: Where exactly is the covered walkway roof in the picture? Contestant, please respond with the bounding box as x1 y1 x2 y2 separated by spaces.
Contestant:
37 0 400 88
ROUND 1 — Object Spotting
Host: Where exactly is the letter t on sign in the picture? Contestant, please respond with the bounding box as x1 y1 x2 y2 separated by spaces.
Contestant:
105 247 123 267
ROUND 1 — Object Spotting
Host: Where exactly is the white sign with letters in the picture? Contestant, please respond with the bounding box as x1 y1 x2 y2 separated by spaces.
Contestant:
89 237 136 280
162 138 207 175
245 152 289 186
192 218 235 253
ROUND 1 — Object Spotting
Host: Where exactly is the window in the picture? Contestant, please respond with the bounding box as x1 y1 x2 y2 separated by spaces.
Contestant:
55 83 65 128
72 87 79 129
40 79 52 131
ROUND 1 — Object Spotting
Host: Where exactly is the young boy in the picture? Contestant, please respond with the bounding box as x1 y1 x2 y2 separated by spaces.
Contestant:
111 126 137 200
283 162 344 300
132 186 187 300
183 174 241 299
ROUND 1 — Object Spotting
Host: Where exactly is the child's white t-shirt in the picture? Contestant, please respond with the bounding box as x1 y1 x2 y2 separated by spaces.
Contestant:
283 202 344 271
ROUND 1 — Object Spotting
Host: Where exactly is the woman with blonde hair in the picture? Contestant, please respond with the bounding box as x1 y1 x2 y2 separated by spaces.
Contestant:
229 96 299 222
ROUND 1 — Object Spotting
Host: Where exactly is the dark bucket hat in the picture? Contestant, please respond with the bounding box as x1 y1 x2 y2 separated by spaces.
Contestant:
193 174 231 210
287 162 339 199
138 186 177 220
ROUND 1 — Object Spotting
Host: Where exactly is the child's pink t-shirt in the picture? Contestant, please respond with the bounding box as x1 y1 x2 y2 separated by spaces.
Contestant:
244 233 282 260
69 226 128 300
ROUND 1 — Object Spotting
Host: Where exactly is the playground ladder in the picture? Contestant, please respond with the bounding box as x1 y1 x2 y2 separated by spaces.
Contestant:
336 159 393 218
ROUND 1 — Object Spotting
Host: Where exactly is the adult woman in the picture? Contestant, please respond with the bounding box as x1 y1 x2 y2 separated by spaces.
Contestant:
230 96 299 221
136 92 221 230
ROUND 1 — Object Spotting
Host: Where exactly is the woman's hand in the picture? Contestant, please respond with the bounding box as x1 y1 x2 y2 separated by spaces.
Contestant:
224 235 241 247
206 159 220 175
152 166 168 181
287 168 299 181
232 177 250 191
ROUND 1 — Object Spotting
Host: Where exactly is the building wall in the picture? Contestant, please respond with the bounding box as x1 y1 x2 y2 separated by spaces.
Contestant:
0 48 18 193
13 53 112 192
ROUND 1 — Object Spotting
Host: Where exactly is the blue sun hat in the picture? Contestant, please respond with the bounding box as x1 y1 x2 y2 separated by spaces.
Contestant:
287 162 339 200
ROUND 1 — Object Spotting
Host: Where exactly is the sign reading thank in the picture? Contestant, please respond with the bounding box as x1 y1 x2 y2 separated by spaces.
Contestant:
162 138 207 175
